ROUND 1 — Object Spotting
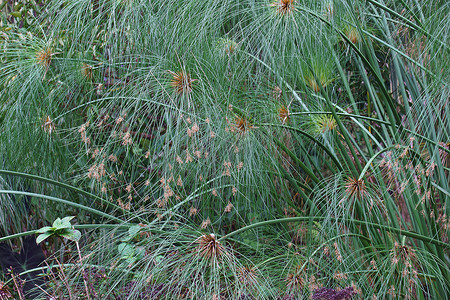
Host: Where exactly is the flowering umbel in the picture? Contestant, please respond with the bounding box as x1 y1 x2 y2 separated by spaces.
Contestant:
279 106 290 124
169 70 197 95
286 265 305 293
238 266 258 286
196 234 225 262
315 114 337 133
343 26 360 44
216 38 238 56
345 177 367 200
35 47 54 69
270 0 296 16
42 115 56 134
234 116 257 136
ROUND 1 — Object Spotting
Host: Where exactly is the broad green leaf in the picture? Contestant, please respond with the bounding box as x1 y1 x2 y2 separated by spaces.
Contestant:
36 232 53 244
135 246 145 260
52 218 63 228
9 12 22 18
118 243 134 258
52 216 74 229
61 216 75 224
59 229 81 242
128 225 142 239
35 226 53 234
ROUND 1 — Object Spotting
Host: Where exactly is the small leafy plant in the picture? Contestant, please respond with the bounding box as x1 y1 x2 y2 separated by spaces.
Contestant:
36 216 81 244
117 225 146 267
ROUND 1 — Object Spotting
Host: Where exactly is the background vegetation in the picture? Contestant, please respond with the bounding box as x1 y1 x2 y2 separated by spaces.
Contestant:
0 0 449 299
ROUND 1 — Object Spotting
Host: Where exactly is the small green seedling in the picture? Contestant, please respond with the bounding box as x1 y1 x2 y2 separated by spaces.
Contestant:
36 216 81 244
117 225 146 267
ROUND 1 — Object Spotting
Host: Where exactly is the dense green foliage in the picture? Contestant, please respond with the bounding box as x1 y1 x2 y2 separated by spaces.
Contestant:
0 0 449 299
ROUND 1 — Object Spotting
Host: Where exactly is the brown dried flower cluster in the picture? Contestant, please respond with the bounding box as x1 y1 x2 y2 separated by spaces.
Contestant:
42 115 56 134
230 116 257 136
345 177 367 200
270 0 296 16
279 106 290 124
196 234 225 261
238 266 258 286
286 265 305 293
169 70 197 95
78 122 91 144
88 163 106 180
35 47 53 69
81 63 93 80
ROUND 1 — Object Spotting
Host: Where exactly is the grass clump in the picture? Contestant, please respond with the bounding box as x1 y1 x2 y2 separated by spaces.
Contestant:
0 0 449 298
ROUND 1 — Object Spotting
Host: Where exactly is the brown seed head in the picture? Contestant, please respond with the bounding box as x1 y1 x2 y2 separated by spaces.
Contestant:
345 177 367 200
391 242 416 266
344 27 360 44
81 63 94 80
279 106 290 124
189 206 198 217
271 0 296 16
196 234 224 261
286 265 305 292
35 47 53 69
307 77 321 92
42 115 56 134
238 266 258 286
169 70 197 95
224 201 234 212
235 116 256 135
201 217 211 229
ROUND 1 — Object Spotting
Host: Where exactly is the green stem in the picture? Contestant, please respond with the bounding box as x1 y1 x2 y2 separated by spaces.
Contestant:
219 217 449 249
0 224 130 243
272 137 321 185
0 190 122 222
358 146 397 180
0 169 124 214
259 123 344 172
